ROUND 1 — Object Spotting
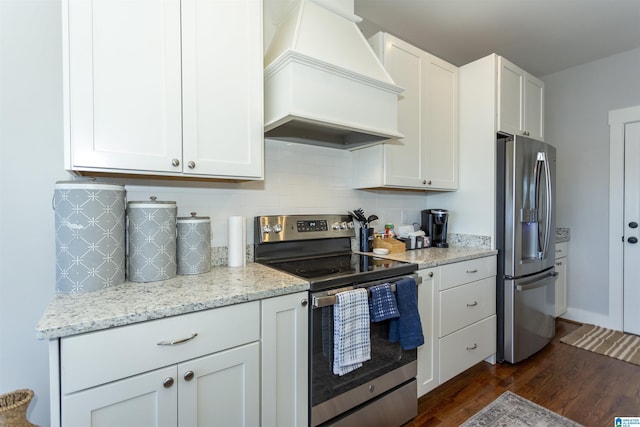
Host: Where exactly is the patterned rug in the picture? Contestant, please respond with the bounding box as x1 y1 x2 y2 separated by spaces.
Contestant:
560 323 640 366
460 391 582 426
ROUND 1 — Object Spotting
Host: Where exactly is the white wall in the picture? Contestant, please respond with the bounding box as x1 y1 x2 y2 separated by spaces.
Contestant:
543 47 640 328
0 4 428 425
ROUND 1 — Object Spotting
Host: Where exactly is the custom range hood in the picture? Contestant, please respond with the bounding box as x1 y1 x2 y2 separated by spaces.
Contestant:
263 0 403 149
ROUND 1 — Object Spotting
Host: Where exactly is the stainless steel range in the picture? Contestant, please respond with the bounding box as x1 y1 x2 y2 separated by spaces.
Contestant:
255 214 420 427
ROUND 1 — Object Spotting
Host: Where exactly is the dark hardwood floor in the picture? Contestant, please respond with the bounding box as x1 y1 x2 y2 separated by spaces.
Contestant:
405 319 640 426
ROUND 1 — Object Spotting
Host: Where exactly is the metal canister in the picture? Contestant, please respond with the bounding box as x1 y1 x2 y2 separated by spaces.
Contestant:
127 197 177 282
177 212 211 275
53 181 126 293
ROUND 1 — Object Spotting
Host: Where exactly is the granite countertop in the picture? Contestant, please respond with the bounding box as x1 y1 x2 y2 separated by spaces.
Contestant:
363 246 497 269
556 228 570 243
37 263 309 340
37 246 498 340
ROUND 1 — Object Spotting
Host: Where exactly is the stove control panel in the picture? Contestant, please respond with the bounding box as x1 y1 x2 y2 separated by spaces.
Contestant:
255 214 355 243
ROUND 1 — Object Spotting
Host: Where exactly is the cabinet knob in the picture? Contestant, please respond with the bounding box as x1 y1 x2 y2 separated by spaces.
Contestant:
188 161 196 169
171 158 180 167
163 377 174 388
630 222 638 229
301 299 308 307
628 237 638 244
183 371 194 382
423 180 427 185
428 272 434 278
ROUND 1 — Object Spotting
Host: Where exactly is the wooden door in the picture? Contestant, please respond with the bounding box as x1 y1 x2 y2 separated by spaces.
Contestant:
62 366 177 427
624 121 640 334
178 342 260 427
66 0 183 173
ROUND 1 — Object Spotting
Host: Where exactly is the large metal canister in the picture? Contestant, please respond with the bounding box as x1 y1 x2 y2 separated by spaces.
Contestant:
177 212 211 275
127 197 177 282
53 181 126 293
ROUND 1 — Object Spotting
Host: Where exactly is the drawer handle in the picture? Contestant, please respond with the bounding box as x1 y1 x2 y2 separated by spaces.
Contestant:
466 301 478 307
466 269 478 274
466 343 478 351
157 332 198 346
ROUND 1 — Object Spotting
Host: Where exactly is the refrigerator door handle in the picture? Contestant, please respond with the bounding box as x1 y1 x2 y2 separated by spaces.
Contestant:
515 271 559 291
534 152 553 260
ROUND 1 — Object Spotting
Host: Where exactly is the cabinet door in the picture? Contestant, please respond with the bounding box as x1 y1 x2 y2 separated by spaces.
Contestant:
380 35 425 187
178 342 260 427
524 73 544 141
65 0 183 173
181 0 263 179
498 56 525 137
261 292 309 427
62 366 177 427
555 257 567 317
417 268 438 396
424 55 458 189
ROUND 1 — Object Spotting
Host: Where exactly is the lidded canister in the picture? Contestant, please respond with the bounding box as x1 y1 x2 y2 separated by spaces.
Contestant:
53 181 126 293
177 212 211 275
127 196 177 282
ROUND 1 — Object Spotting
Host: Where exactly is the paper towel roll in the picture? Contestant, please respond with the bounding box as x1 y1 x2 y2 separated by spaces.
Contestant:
228 216 246 267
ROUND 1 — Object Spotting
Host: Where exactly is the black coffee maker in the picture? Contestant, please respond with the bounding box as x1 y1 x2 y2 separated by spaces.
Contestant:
421 209 449 248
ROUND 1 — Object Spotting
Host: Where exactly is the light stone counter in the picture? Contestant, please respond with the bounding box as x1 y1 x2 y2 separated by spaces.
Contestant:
556 228 570 243
37 262 309 340
363 246 497 269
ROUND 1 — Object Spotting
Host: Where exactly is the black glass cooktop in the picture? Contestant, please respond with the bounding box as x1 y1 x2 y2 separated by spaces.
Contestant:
264 253 417 291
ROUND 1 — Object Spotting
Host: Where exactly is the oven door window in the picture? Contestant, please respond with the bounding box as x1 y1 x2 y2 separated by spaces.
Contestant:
310 304 417 407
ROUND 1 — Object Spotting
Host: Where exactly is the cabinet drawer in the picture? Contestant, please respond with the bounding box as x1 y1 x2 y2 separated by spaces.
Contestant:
439 277 496 337
440 256 496 290
61 301 260 395
555 242 568 259
439 315 496 384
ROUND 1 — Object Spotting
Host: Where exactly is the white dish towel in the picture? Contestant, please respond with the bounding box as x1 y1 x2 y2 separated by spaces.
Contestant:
333 288 371 376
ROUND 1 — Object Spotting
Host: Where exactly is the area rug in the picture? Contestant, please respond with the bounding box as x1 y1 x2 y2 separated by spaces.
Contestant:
560 323 640 366
460 391 582 426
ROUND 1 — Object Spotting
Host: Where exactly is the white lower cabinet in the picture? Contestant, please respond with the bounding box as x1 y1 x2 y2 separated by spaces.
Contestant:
555 242 568 317
52 297 308 427
63 343 259 427
261 292 309 427
416 255 497 396
417 268 438 396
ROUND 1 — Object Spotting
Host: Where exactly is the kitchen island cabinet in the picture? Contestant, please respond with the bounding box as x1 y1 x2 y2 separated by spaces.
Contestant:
353 32 458 191
63 0 263 180
498 56 545 141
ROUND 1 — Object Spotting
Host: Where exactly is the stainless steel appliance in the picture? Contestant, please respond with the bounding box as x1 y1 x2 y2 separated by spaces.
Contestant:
254 214 420 427
496 134 557 363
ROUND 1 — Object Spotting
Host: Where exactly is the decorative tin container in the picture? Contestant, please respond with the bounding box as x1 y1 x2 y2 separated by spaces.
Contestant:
177 212 211 275
127 197 177 282
53 181 126 293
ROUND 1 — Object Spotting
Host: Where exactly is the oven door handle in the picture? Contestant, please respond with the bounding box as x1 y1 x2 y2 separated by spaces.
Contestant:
311 274 422 308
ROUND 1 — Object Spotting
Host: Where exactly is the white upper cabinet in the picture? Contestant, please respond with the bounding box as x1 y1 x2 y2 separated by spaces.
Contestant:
353 32 458 191
63 0 263 180
497 56 544 141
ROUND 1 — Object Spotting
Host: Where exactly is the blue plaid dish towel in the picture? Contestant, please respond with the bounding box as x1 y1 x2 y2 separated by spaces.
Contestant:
333 288 371 376
389 277 424 350
369 283 400 322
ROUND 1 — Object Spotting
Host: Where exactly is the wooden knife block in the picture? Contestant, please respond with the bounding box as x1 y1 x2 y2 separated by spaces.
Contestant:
372 237 406 253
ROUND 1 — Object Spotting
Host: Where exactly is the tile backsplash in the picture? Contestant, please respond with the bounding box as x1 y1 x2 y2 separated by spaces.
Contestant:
124 139 430 249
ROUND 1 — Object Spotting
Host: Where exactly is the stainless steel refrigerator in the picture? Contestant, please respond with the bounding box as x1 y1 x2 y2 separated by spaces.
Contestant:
496 133 557 363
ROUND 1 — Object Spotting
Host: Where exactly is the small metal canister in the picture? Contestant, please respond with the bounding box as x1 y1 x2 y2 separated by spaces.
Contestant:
127 197 177 282
177 212 211 275
53 181 126 293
